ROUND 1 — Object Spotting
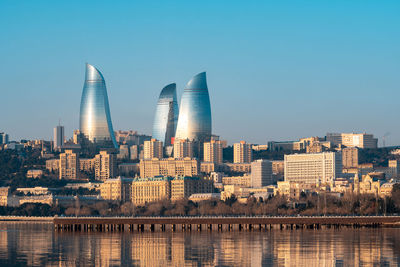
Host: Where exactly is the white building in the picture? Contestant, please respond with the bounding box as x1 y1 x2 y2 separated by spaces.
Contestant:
284 152 342 184
326 133 378 149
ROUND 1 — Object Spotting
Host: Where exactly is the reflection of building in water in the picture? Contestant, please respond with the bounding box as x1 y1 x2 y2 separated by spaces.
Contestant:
131 234 179 266
273 230 398 267
13 223 53 266
213 233 266 267
1 223 400 266
98 235 123 266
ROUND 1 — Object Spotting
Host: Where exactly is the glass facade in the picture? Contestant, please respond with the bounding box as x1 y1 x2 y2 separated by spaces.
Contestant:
79 63 117 148
175 72 212 142
152 83 179 146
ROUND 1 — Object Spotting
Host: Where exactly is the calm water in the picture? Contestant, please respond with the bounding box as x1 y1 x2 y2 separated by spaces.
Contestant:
0 222 399 266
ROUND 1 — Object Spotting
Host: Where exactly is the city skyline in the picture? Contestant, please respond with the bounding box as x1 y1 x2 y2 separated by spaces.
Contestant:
1 1 399 145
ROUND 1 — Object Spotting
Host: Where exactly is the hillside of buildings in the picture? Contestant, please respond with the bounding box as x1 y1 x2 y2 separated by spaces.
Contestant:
1 132 400 218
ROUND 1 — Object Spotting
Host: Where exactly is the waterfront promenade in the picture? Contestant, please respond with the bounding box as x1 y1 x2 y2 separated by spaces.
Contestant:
53 216 400 232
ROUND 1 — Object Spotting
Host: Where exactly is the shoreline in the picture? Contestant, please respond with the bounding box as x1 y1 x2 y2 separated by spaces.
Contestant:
0 216 54 222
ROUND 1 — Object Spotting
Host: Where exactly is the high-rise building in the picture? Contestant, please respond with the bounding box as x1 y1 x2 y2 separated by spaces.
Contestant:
173 139 193 159
144 139 163 159
284 152 342 184
53 125 64 150
140 158 199 178
326 133 378 149
130 145 138 160
234 141 252 163
0 133 9 144
175 72 212 142
79 63 117 149
117 144 130 159
250 160 273 187
59 149 79 179
152 83 179 147
203 140 223 164
95 151 117 181
342 147 358 169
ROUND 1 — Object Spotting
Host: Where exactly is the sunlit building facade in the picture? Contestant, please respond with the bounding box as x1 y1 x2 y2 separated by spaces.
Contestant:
79 63 117 148
152 83 179 146
175 72 212 142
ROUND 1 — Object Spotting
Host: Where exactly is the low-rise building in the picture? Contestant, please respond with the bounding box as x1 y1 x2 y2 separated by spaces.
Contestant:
131 177 172 205
118 163 140 177
79 158 96 172
100 177 133 202
19 195 54 206
16 187 50 195
140 158 199 178
46 159 60 172
223 163 251 174
189 193 221 202
170 177 213 201
131 176 213 205
222 174 251 187
26 169 43 178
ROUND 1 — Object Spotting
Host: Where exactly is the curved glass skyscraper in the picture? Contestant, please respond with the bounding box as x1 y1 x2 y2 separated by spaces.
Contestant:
175 72 212 142
79 63 117 149
152 83 179 146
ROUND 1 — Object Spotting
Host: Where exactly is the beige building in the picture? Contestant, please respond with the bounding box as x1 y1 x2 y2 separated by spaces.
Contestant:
234 141 252 163
284 152 342 184
272 160 284 176
131 177 171 205
223 163 251 173
200 162 217 174
342 147 359 169
170 177 213 201
0 187 10 206
222 174 251 187
277 181 316 199
203 140 223 164
79 158 96 172
26 169 43 178
95 151 117 181
144 139 163 159
131 176 213 205
326 133 378 149
59 149 79 179
46 159 60 172
100 177 133 202
19 195 54 206
140 158 199 178
173 139 193 159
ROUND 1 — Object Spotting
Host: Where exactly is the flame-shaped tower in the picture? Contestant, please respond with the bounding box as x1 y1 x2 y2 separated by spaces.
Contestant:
79 63 117 148
175 72 212 142
152 83 179 146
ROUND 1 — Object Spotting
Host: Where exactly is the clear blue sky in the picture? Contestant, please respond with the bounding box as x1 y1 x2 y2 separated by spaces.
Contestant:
1 1 399 146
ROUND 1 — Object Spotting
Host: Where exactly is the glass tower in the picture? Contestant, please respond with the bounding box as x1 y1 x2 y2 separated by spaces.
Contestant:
175 72 212 142
79 63 117 149
152 83 179 146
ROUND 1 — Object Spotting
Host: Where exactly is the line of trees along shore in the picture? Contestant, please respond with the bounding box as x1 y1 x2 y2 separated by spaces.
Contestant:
1 185 399 217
